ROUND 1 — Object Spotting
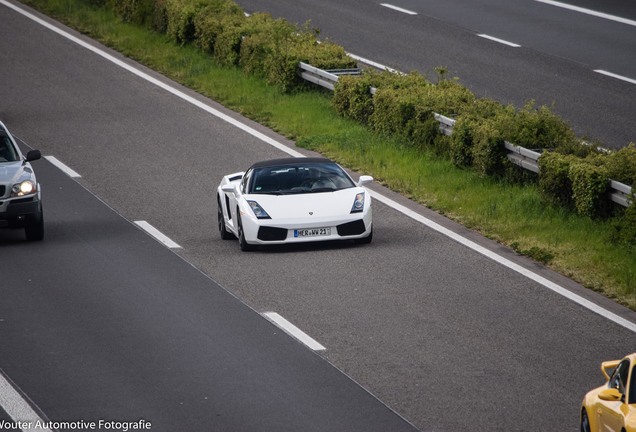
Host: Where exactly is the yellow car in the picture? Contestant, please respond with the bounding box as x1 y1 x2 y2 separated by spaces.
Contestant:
581 353 636 432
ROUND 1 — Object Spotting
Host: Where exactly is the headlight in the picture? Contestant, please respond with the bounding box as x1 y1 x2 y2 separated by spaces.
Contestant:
11 180 37 197
247 200 271 219
351 192 365 213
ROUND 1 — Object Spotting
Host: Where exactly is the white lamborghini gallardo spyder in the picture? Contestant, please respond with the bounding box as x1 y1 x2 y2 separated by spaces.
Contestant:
217 157 373 251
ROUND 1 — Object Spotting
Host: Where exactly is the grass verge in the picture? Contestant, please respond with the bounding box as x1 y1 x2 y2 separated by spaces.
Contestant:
21 0 636 309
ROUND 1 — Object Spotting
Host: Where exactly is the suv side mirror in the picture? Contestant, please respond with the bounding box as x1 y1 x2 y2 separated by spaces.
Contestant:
26 150 41 162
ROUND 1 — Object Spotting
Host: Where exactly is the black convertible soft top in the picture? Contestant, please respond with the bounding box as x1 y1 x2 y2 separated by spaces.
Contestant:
248 157 333 170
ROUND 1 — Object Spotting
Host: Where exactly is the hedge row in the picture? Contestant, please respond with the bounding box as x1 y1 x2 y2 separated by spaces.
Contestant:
333 68 636 244
539 146 636 220
97 0 635 244
104 0 355 91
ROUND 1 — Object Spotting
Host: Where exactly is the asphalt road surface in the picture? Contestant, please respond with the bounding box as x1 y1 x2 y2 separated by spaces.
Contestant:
1 125 418 431
1 1 635 431
235 0 636 150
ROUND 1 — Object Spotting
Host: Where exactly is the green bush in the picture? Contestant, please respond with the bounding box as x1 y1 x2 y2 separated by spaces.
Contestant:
193 0 243 54
471 119 507 177
449 99 505 169
433 79 476 117
449 116 476 168
303 40 355 70
506 102 576 150
538 151 577 208
569 159 610 218
280 39 355 92
150 0 168 33
369 84 430 148
210 12 247 65
369 73 474 150
377 70 430 90
239 18 355 91
459 97 506 120
604 143 636 186
332 70 425 124
611 198 636 247
165 0 215 44
332 74 373 123
213 12 283 67
110 0 155 26
239 14 297 77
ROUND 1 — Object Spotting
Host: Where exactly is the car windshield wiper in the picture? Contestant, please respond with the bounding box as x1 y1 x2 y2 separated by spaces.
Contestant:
307 188 335 193
252 191 283 195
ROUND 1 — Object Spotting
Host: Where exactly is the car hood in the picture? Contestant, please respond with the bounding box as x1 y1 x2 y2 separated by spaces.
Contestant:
0 161 33 185
244 188 366 219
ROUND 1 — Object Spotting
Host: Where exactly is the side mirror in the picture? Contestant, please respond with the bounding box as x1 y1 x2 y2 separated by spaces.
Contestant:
221 184 240 196
598 388 623 402
357 175 374 187
25 150 41 162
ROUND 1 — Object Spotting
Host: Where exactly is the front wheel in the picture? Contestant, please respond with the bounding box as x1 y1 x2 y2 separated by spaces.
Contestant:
217 196 234 240
580 409 591 432
25 206 44 241
237 212 255 252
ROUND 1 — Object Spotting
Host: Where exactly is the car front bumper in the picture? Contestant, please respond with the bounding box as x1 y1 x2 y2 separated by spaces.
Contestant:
241 209 373 245
0 194 41 228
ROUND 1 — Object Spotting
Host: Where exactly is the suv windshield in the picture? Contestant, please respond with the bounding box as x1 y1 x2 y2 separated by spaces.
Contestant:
0 135 19 162
249 162 355 195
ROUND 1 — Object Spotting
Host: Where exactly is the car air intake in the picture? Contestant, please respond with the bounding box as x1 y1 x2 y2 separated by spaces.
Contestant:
257 226 288 241
337 219 366 236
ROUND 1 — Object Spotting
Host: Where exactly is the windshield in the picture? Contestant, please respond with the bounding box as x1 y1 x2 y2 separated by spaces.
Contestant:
0 135 19 162
248 162 356 195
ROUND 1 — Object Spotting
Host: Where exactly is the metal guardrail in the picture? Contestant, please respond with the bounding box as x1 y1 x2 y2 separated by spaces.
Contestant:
298 62 360 91
503 141 632 206
433 113 455 137
504 142 541 174
299 63 633 207
610 180 633 207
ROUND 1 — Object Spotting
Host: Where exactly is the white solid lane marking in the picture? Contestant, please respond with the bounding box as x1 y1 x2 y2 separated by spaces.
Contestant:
263 312 326 351
347 52 402 74
3 0 634 335
380 3 418 15
477 34 521 48
594 70 636 85
0 372 52 432
43 156 81 178
535 0 636 27
0 0 305 160
367 190 636 333
134 221 182 249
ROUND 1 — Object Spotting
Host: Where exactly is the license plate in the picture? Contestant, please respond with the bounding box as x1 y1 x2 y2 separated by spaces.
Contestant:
294 227 331 238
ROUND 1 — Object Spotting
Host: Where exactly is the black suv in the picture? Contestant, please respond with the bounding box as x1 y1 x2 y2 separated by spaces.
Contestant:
0 121 43 241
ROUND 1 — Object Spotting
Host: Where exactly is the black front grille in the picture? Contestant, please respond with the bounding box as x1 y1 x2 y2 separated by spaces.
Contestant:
257 226 288 241
0 186 5 197
8 197 34 205
337 219 366 236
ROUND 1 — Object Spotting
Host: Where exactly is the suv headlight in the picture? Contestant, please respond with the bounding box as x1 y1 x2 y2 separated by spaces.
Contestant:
247 200 271 219
11 180 37 197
